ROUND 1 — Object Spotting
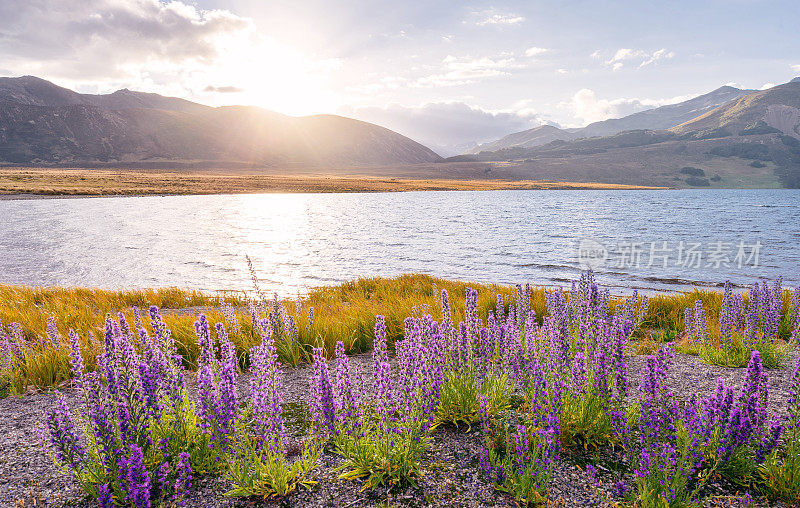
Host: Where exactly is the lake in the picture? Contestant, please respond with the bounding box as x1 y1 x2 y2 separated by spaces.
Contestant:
1 189 798 296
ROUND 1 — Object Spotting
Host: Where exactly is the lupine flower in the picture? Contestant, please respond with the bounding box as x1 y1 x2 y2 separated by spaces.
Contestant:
513 425 529 475
571 351 587 394
219 301 242 333
787 355 800 429
195 363 217 444
173 452 192 507
98 484 114 508
755 419 783 463
477 394 492 476
47 393 85 469
250 323 285 453
333 341 360 434
309 346 336 436
157 461 170 497
215 322 239 452
46 316 60 349
121 444 151 508
67 330 85 384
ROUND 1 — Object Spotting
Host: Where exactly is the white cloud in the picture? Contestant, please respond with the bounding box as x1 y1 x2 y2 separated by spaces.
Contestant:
563 88 693 125
604 48 674 71
524 47 548 57
0 0 345 115
0 0 251 80
411 55 526 88
203 85 244 93
639 48 675 68
759 83 775 90
792 64 800 72
342 101 553 155
590 50 601 59
557 68 568 74
472 10 525 26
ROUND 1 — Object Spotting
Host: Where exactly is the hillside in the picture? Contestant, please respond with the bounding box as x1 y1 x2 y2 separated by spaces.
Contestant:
447 79 800 188
467 85 752 154
671 81 800 138
0 76 441 166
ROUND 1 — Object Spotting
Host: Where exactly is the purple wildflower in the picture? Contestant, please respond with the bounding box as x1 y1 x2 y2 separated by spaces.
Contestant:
173 452 192 507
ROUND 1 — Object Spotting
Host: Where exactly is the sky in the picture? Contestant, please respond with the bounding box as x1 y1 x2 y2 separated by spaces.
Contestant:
1 0 799 153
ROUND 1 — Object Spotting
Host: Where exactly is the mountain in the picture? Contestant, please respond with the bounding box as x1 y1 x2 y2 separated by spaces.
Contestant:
0 76 441 166
467 84 753 154
671 80 800 138
466 125 579 153
579 85 753 137
447 79 800 188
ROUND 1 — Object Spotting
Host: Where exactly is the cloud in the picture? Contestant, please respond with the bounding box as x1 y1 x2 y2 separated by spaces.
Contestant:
472 10 525 26
0 0 345 115
342 102 554 155
639 48 675 68
411 54 526 88
563 88 693 125
759 83 775 90
0 0 251 80
203 85 244 93
524 47 548 57
604 48 674 71
792 64 800 72
557 68 568 74
590 50 601 59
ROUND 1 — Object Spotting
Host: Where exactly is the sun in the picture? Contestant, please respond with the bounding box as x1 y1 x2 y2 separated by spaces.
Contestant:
201 33 342 117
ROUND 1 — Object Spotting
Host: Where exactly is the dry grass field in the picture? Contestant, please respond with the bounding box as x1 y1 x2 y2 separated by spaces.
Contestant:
0 167 664 196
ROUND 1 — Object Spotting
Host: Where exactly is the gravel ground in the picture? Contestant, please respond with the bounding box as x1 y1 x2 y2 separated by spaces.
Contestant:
1 350 796 508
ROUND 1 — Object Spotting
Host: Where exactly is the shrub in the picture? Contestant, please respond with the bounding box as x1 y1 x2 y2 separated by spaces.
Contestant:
680 167 705 176
709 143 770 160
738 121 782 136
686 176 711 186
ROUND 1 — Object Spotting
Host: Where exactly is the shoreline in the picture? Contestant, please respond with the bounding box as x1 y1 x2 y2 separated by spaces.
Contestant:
0 167 667 197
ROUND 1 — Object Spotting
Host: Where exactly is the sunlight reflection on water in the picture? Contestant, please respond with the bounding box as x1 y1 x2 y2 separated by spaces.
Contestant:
1 189 798 296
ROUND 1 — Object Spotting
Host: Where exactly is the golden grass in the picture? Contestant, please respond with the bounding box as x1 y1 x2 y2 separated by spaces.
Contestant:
2 273 793 395
0 168 665 196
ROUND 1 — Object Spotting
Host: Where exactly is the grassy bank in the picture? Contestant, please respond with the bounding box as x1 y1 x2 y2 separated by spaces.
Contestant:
0 168 665 196
0 273 796 394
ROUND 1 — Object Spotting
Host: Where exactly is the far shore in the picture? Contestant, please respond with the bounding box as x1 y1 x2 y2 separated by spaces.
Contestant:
0 167 667 197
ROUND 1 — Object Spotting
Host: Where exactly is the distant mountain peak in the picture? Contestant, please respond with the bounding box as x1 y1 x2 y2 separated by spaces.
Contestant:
791 77 800 83
712 85 742 92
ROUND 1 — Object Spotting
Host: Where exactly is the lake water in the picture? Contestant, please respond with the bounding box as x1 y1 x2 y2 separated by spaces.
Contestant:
1 189 798 296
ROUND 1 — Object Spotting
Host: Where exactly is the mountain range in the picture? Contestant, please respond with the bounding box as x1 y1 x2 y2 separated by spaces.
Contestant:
2 75 800 188
0 76 441 166
467 85 754 153
449 78 800 188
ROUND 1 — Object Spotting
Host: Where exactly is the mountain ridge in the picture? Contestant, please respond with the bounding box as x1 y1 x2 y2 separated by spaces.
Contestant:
449 79 800 188
0 76 441 165
467 84 755 154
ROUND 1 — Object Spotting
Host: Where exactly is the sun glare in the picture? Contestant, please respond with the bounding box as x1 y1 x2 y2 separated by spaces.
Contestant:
201 33 342 116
